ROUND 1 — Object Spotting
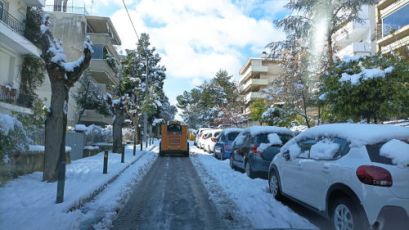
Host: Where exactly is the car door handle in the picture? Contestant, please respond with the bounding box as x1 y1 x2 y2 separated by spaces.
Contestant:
322 165 329 173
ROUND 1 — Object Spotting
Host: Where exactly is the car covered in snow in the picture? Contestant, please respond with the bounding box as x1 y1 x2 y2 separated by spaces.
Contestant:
229 126 293 178
203 129 222 153
194 128 210 146
214 128 243 160
268 123 409 230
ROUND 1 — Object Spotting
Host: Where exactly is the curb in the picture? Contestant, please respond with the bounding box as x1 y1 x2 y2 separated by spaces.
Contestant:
66 144 157 212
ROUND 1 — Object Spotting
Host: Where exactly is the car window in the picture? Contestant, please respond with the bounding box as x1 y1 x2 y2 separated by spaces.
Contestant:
297 139 317 159
227 132 240 141
306 137 350 161
255 133 293 145
219 134 225 142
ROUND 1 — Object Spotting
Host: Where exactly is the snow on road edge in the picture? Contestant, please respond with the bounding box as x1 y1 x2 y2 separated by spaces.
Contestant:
190 146 316 229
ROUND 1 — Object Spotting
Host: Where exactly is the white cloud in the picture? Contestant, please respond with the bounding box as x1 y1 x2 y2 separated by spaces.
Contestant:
110 0 285 83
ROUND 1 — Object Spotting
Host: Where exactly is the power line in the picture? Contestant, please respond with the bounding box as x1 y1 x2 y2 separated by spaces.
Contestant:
121 0 140 41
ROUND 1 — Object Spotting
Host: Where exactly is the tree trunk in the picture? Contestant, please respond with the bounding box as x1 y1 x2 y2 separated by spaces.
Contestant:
327 33 334 68
113 110 125 153
43 77 68 181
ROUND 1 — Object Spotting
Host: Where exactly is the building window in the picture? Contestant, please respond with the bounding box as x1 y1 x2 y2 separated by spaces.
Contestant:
92 44 105 59
383 3 409 37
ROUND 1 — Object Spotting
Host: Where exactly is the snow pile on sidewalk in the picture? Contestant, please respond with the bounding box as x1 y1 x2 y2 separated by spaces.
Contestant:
191 147 316 229
0 145 157 229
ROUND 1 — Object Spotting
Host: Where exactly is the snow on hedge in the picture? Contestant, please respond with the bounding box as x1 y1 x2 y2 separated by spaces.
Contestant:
310 139 340 160
339 67 394 86
0 114 22 135
380 139 409 168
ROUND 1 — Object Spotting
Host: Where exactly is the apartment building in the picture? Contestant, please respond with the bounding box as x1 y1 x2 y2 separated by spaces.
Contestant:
376 0 409 58
332 5 377 59
238 57 283 117
37 5 121 126
0 0 44 115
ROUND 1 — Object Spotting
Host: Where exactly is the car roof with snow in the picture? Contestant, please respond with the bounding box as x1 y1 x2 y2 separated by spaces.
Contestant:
222 128 243 134
243 126 293 136
282 123 409 150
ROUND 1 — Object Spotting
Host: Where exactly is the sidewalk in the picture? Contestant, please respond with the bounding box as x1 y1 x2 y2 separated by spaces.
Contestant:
0 143 158 230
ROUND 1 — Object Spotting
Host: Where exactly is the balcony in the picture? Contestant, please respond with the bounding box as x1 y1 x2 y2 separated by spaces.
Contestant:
240 78 269 93
0 85 32 115
239 65 268 84
80 109 112 125
332 20 371 49
337 42 374 58
0 8 40 57
89 59 119 85
377 24 409 54
88 33 120 60
244 92 266 104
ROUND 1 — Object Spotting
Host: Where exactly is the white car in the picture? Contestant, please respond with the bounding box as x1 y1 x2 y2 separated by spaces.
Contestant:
203 129 222 153
198 129 211 149
268 123 409 230
195 128 209 146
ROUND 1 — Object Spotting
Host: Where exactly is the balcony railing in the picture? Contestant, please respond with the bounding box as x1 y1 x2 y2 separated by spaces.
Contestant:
44 4 89 15
0 8 25 35
0 85 17 103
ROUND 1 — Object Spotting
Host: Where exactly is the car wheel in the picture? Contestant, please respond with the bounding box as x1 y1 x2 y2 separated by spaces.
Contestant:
245 160 255 179
269 170 282 200
331 197 368 230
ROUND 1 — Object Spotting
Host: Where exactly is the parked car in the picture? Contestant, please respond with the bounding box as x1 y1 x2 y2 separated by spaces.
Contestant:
203 129 222 153
198 129 212 149
214 128 243 160
268 123 409 230
194 128 210 146
230 126 293 178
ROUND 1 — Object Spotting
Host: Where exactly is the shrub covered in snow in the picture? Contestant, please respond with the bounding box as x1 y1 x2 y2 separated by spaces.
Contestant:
75 124 112 145
0 114 29 165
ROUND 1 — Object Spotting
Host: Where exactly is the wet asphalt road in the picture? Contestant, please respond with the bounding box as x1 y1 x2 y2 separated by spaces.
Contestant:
111 156 225 230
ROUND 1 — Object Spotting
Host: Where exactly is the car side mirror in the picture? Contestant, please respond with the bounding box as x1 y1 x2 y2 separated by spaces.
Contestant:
283 151 290 161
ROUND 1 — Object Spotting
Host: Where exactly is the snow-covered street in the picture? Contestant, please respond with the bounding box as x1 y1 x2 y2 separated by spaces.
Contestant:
190 144 317 229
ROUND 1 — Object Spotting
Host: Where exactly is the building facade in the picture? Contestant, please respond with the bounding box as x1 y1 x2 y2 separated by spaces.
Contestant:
36 7 121 126
0 0 44 115
238 57 283 124
332 5 377 59
376 0 409 58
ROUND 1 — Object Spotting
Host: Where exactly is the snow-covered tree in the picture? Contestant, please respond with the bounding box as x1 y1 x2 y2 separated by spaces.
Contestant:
113 33 168 151
320 55 409 123
74 71 112 123
176 70 243 128
40 15 93 182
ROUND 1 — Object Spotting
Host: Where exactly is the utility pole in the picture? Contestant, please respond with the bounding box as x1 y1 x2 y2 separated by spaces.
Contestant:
143 55 148 148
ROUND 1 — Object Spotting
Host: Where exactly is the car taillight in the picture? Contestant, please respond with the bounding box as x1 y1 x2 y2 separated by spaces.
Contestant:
356 165 392 187
250 144 261 156
211 137 217 142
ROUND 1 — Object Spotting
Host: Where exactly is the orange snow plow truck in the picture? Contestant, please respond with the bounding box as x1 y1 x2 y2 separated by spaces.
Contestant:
159 121 189 157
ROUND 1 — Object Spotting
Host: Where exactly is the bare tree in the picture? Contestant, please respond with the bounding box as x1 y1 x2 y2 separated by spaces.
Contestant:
40 15 93 182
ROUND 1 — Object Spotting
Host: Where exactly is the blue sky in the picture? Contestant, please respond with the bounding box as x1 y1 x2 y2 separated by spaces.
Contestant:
61 0 288 107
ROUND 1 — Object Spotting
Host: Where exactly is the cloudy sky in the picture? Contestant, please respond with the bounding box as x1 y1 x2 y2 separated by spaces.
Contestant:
54 0 288 106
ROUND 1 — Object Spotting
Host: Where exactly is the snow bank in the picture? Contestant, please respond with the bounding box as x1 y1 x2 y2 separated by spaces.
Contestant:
191 146 316 229
380 139 409 168
310 139 340 160
0 144 157 229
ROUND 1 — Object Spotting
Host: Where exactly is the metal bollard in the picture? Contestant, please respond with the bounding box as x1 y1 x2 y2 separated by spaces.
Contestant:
56 161 66 203
133 142 136 156
121 147 125 163
103 150 108 174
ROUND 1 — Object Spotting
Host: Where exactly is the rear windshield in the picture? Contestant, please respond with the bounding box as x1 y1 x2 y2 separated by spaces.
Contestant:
167 124 182 133
227 132 240 141
256 133 292 145
365 140 409 165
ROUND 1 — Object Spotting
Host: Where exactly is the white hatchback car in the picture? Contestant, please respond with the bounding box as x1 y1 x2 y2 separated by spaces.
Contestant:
268 124 409 230
203 129 222 153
